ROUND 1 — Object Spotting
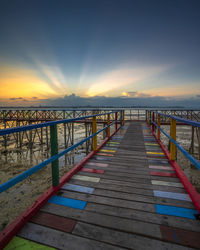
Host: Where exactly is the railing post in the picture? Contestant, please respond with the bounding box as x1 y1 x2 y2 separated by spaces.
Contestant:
115 112 118 131
123 110 125 125
50 124 59 186
147 111 149 125
107 113 110 137
149 111 151 126
170 118 176 161
92 116 97 151
157 113 161 140
152 112 155 132
120 110 123 126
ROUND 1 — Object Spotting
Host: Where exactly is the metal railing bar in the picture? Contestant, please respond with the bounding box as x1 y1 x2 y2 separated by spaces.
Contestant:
152 121 200 171
0 121 115 193
0 111 118 136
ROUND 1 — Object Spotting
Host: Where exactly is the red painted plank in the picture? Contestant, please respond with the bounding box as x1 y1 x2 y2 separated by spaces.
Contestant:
30 211 76 233
81 168 104 174
150 171 177 177
151 128 200 214
160 225 200 249
96 153 114 157
0 126 121 249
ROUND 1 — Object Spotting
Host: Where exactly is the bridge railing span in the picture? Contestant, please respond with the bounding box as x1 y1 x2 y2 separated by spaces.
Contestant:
147 111 200 213
0 109 199 124
0 110 124 193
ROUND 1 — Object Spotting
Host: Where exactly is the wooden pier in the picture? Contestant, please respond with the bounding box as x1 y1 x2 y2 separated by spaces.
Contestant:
4 122 200 249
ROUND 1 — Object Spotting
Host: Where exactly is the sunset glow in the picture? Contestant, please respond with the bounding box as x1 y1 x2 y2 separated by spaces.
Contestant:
0 1 199 107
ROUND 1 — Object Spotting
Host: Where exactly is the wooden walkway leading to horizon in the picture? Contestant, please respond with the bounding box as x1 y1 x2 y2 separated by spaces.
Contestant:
5 122 200 249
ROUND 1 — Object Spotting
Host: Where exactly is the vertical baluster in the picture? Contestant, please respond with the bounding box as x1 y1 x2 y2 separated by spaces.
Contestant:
157 114 161 140
115 112 118 131
170 118 176 161
92 116 97 151
50 125 59 186
107 113 110 137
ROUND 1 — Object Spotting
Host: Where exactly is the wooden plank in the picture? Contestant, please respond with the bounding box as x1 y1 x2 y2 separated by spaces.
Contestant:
151 180 183 187
48 195 87 210
147 152 165 155
100 149 116 153
41 204 162 239
81 168 104 174
151 176 181 183
18 223 121 250
153 190 192 202
84 165 150 175
101 178 186 193
72 175 100 182
30 211 76 233
156 204 198 219
148 159 169 164
107 142 120 144
149 165 174 170
85 203 200 232
60 190 156 212
62 184 94 194
96 153 114 157
92 156 112 161
160 225 200 249
93 189 155 203
150 172 177 177
86 162 108 167
73 222 193 250
104 170 151 179
5 236 54 250
145 143 159 146
78 171 151 184
69 179 154 196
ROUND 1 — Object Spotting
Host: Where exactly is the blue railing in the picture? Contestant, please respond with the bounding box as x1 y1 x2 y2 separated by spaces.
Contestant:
0 111 122 193
148 111 200 171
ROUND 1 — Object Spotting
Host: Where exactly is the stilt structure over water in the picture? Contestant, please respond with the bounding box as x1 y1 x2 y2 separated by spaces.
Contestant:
0 109 200 249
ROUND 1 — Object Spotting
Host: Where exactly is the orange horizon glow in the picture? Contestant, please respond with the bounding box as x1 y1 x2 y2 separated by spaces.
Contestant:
0 66 60 99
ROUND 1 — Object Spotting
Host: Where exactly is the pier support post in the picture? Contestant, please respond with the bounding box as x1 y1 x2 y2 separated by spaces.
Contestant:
92 116 97 151
50 125 59 186
170 118 176 161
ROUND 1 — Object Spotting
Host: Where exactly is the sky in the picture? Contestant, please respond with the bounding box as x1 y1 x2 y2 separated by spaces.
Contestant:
0 0 200 107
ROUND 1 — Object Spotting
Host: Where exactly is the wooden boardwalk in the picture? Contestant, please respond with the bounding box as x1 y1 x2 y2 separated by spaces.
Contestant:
5 122 200 250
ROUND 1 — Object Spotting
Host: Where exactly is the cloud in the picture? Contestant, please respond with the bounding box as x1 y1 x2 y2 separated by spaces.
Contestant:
27 93 199 108
1 93 200 108
10 97 23 100
122 91 151 98
86 65 169 97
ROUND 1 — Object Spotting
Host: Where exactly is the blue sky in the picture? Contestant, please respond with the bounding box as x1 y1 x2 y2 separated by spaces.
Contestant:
0 0 200 107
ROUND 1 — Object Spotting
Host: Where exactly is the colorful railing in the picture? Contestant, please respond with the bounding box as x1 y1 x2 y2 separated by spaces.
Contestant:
147 111 200 215
0 111 124 193
0 110 124 247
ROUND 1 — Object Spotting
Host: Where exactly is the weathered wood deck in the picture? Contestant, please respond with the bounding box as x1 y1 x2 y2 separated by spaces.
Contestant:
5 122 200 249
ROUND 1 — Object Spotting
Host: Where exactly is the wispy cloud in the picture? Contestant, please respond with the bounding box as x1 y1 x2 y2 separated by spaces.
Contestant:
86 65 169 97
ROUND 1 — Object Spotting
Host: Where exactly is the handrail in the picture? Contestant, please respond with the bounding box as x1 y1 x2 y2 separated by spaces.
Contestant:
0 121 115 193
152 120 200 170
0 110 124 193
158 112 200 127
0 111 118 136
